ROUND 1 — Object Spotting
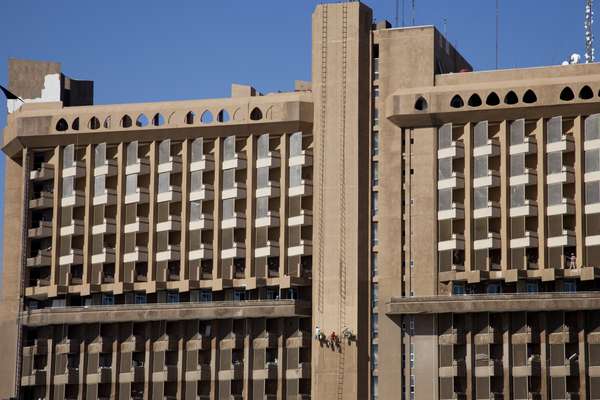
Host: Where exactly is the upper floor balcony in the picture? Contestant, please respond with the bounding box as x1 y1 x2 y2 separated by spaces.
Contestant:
547 198 575 216
510 231 539 248
28 220 53 239
288 150 313 167
222 212 246 229
438 172 464 190
255 241 279 258
156 215 181 232
61 190 84 207
256 151 281 168
222 182 246 200
510 199 538 217
30 191 54 210
221 242 245 259
157 155 182 174
60 219 84 236
473 170 500 188
473 139 500 157
256 211 280 228
123 246 148 263
94 159 117 177
437 141 464 159
93 188 117 206
124 217 149 234
510 137 537 155
190 154 215 172
288 240 312 257
156 245 180 262
190 183 214 201
547 229 576 248
62 161 85 178
546 135 575 153
30 163 54 181
27 248 52 268
473 232 501 250
547 166 575 184
125 187 149 204
189 214 213 231
256 181 281 198
287 210 312 227
438 234 465 251
125 158 149 175
92 218 116 235
510 169 537 186
92 248 116 265
189 243 213 261
222 153 247 170
59 249 83 266
473 201 500 219
157 186 181 203
289 179 313 197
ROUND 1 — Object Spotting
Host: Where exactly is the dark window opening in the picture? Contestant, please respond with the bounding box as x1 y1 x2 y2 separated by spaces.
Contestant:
485 92 500 106
450 95 464 109
121 115 132 128
414 96 428 111
467 93 482 107
579 85 594 100
523 89 537 104
504 91 519 105
56 118 68 132
560 87 575 101
250 107 263 121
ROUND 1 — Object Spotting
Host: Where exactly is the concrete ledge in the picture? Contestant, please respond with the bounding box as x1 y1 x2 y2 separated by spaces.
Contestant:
21 300 311 327
386 292 600 314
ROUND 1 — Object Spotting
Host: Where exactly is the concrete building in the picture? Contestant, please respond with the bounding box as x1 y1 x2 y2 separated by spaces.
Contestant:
2 2 600 400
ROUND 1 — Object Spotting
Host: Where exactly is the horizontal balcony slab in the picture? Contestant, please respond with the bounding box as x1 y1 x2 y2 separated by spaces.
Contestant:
124 218 149 234
256 153 281 168
256 214 280 228
510 203 538 217
438 142 465 159
190 186 214 201
509 140 537 155
438 235 465 251
437 174 464 190
510 171 537 186
30 163 55 181
93 161 117 177
473 173 500 188
125 190 149 204
125 160 150 175
190 157 215 172
438 205 465 220
473 140 500 157
584 170 600 183
288 151 312 167
546 137 574 153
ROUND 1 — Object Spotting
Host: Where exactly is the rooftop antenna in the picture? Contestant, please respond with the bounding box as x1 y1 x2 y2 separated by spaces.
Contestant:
402 0 405 26
586 0 595 63
496 0 499 69
395 0 399 27
443 17 447 38
412 0 415 25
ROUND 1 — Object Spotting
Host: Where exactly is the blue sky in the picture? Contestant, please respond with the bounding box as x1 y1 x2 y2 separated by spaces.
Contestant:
0 0 587 273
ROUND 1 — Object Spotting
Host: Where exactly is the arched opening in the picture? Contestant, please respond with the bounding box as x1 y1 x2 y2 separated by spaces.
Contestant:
103 116 111 129
121 115 132 128
152 113 165 126
504 91 519 105
560 87 575 101
136 114 149 127
217 109 230 122
485 92 500 106
89 117 100 130
523 89 537 104
467 93 482 107
450 95 464 109
579 85 594 100
72 117 80 131
250 107 263 121
185 111 195 125
200 110 213 124
414 97 428 111
56 118 68 132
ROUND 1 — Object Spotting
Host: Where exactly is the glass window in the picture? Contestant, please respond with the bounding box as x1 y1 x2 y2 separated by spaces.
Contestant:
371 344 378 369
526 282 539 293
63 144 75 168
373 86 380 98
94 143 106 168
257 134 269 159
373 58 379 79
94 175 106 196
372 283 378 308
127 141 138 165
372 313 379 338
438 157 452 180
256 197 268 218
372 191 379 215
126 174 137 195
372 222 378 246
473 121 488 148
474 156 488 178
474 187 488 209
586 149 600 173
189 201 202 221
438 188 452 211
586 114 600 141
158 139 170 164
372 132 380 155
158 172 170 193
290 132 302 157
290 165 302 187
167 292 180 303
222 169 234 190
371 253 378 276
257 167 268 188
547 116 562 143
190 170 203 191
223 136 235 161
548 183 563 205
563 280 577 292
510 119 525 145
372 162 379 185
438 123 452 149
586 181 600 205
510 154 525 176
134 293 147 304
373 108 379 124
452 283 465 295
547 152 562 174
511 185 525 208
200 290 212 302
222 199 234 219
62 176 74 198
190 138 203 162
101 294 114 305
234 289 246 301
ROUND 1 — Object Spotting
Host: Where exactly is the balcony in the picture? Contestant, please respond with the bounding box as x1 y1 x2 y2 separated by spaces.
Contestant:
256 181 281 198
21 369 47 386
184 364 211 381
585 169 600 183
157 156 182 174
54 367 80 385
473 170 500 188
474 359 503 377
546 135 575 153
473 139 500 157
288 150 313 167
123 247 148 263
30 163 54 181
92 218 116 235
286 362 310 380
60 219 84 236
287 210 312 227
586 234 600 247
218 362 244 381
437 141 465 159
547 166 575 184
286 331 311 348
189 184 214 201
28 220 53 239
473 201 500 219
253 362 278 380
257 152 281 168
61 191 85 207
221 242 245 259
94 159 117 176
289 180 313 197
288 240 312 257
510 169 537 186
62 161 85 178
119 365 145 383
512 327 539 344
549 358 578 377
30 191 54 210
547 230 576 248
124 217 149 234
125 158 150 175
27 248 52 267
190 154 215 172
156 245 181 262
152 365 178 382
474 328 502 345
438 360 466 378
222 182 246 200
438 203 465 221
120 335 145 353
156 215 181 232
510 137 537 155
439 328 465 345
440 393 466 400
189 214 213 231
510 231 539 248
222 153 247 170
438 234 465 251
510 200 538 217
93 189 117 206
437 172 464 190
157 186 182 203
189 244 213 261
91 248 116 264
125 187 149 204
256 211 280 228
86 366 112 384
255 241 279 258
222 213 246 229
549 327 577 344
185 335 211 351
59 249 83 266
473 232 501 250
513 357 541 377
547 198 575 216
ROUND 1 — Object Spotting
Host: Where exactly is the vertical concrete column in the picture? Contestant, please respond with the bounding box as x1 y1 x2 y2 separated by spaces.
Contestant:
536 119 547 270
181 139 190 282
464 123 473 272
82 144 93 289
578 311 587 398
276 318 285 400
147 141 157 286
405 129 412 296
176 330 184 400
115 142 125 291
574 116 585 267
51 145 62 287
246 135 256 279
279 134 288 279
540 313 548 400
499 121 510 272
210 320 218 400
243 319 251 400
213 138 222 280
45 336 55 400
502 313 511 394
465 314 473 400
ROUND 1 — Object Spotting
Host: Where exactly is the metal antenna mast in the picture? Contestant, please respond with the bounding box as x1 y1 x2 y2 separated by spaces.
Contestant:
412 0 415 25
496 0 499 69
395 0 399 27
586 0 595 63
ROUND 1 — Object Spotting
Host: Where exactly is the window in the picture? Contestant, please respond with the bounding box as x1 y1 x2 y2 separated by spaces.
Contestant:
372 132 380 156
585 114 600 141
438 124 452 149
101 294 114 305
94 143 106 168
289 165 302 188
134 293 147 304
289 132 302 157
474 156 488 178
371 253 378 277
126 174 138 195
223 136 235 161
127 141 138 165
547 152 562 174
191 138 203 162
373 108 379 125
510 154 525 176
564 280 577 292
410 343 415 368
510 119 525 145
586 149 600 173
372 283 378 308
256 197 268 218
200 290 212 302
452 283 465 295
548 183 563 206
158 140 171 164
473 121 488 148
158 172 170 194
438 157 452 180
190 170 203 191
372 313 379 338
372 191 379 216
586 181 600 205
94 175 106 196
373 86 379 98
257 134 269 159
371 344 378 369
547 116 562 143
372 222 378 246
372 58 379 80
234 290 246 301
526 282 539 293
372 161 379 186
62 176 74 198
438 188 452 211
63 144 75 168
511 185 525 208
222 199 234 219
487 282 502 294
167 292 179 303
474 187 488 209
